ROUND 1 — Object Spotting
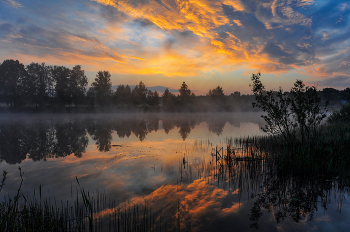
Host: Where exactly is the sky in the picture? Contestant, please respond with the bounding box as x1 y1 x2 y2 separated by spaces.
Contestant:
1 0 350 95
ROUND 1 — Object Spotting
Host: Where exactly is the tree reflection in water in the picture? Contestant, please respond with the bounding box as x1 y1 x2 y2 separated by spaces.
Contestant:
0 123 28 164
53 120 88 157
0 114 348 231
248 170 348 229
0 120 88 164
179 145 350 230
87 120 112 152
0 113 265 164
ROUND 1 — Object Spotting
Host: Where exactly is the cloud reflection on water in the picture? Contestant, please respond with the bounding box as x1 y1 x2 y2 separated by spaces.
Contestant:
0 113 349 231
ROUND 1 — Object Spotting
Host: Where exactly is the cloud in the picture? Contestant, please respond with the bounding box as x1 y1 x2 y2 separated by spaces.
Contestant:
0 0 22 8
1 0 350 91
95 178 243 230
317 75 350 88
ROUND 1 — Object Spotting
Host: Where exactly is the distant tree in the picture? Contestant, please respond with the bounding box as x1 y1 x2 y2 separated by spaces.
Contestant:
162 88 175 110
132 81 147 105
208 85 225 104
26 62 51 107
91 71 112 107
341 87 350 101
0 59 27 107
179 82 191 98
86 87 96 107
178 82 194 108
51 66 71 106
69 65 88 107
322 88 339 105
114 85 131 105
208 86 224 97
328 102 350 123
147 90 159 107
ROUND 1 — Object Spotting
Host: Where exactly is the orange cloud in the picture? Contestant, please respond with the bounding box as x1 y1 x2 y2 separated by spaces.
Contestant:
95 178 242 230
130 56 145 60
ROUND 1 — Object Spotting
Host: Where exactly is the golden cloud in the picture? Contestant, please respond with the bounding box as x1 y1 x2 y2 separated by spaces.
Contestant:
95 178 242 229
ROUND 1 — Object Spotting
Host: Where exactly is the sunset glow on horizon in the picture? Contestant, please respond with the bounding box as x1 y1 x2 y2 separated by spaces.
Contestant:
1 0 350 94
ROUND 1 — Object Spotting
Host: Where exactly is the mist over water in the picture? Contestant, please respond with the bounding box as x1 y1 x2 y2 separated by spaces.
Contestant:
0 112 348 231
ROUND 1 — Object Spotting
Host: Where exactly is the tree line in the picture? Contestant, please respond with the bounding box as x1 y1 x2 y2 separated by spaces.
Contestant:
0 59 349 112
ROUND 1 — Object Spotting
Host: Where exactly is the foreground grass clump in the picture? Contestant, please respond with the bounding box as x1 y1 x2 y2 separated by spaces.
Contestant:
0 168 164 232
0 168 67 231
236 121 350 176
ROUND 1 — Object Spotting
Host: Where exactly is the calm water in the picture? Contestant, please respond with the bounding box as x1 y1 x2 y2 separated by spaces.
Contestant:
0 113 349 231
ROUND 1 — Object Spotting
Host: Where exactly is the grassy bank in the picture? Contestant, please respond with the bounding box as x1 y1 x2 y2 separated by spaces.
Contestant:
235 110 350 179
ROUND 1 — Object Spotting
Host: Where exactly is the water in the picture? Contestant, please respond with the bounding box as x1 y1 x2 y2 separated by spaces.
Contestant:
0 112 349 231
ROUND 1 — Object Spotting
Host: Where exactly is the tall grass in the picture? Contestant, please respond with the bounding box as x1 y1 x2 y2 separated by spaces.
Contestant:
234 121 350 179
0 168 165 232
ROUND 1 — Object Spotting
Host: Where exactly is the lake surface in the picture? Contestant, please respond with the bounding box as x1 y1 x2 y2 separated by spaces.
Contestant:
0 112 349 231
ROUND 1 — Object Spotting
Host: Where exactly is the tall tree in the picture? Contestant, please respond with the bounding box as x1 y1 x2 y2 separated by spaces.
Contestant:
132 81 147 105
147 90 159 107
91 71 112 106
179 82 191 97
162 88 175 110
208 85 226 107
26 62 51 107
0 59 27 107
51 66 71 106
69 65 88 107
208 86 225 99
114 85 131 105
178 81 194 107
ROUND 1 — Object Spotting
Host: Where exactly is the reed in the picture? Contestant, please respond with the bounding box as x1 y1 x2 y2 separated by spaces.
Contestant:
0 169 165 232
234 121 350 180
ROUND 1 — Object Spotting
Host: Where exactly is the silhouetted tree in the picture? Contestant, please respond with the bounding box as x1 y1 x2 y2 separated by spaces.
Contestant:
208 86 225 102
322 87 339 106
114 85 131 106
162 88 175 110
178 82 195 109
69 65 88 107
26 62 51 107
147 90 159 107
91 71 112 107
341 87 350 101
51 66 71 106
86 88 96 106
207 85 226 110
132 81 147 105
251 73 327 146
0 59 27 107
179 82 191 98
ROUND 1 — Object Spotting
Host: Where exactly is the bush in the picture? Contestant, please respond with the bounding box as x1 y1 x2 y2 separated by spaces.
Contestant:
250 73 327 146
